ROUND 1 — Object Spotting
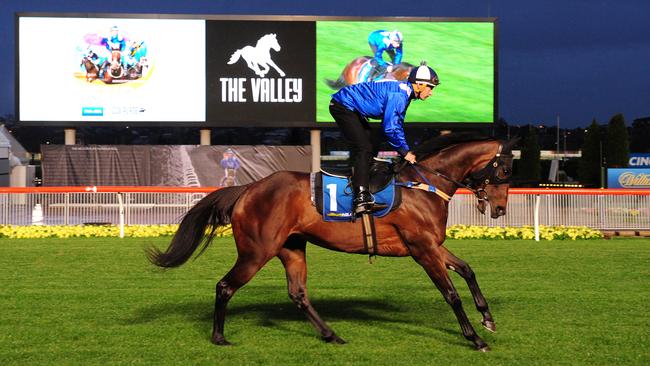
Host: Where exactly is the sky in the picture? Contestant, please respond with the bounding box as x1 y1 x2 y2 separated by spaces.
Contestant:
0 0 648 129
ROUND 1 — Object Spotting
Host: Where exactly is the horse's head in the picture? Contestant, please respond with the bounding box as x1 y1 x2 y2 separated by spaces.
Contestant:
264 33 281 52
462 138 518 218
412 134 519 219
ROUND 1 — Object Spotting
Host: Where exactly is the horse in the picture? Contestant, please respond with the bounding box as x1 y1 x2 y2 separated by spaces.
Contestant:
326 56 413 89
148 134 517 351
101 50 124 83
227 33 285 77
81 56 99 82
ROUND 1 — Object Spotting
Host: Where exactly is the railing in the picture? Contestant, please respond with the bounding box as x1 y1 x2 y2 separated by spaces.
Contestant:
1 187 649 234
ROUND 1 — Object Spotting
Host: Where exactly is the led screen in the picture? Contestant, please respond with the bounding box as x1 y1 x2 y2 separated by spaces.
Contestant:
316 21 495 123
17 15 495 126
18 17 205 122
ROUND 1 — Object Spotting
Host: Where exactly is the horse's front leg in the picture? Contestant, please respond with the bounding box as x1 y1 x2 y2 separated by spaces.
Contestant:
408 241 490 351
441 246 496 332
246 60 265 77
266 59 285 77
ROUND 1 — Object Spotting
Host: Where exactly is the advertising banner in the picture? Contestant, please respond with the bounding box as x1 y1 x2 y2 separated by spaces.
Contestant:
607 168 650 189
41 145 311 186
19 17 206 122
206 20 316 124
629 153 650 168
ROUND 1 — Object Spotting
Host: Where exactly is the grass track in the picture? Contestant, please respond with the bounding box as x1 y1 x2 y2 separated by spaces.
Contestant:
1 237 648 365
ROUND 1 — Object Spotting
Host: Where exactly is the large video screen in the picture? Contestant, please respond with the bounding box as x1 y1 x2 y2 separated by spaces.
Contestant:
18 17 205 122
316 21 495 123
17 15 495 126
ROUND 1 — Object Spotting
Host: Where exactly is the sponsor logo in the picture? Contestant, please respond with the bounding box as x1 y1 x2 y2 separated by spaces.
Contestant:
608 168 650 188
82 107 104 116
629 154 650 167
111 106 147 115
223 33 302 104
618 172 650 188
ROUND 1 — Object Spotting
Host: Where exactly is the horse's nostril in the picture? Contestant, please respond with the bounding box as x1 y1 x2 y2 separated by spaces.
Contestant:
497 207 506 216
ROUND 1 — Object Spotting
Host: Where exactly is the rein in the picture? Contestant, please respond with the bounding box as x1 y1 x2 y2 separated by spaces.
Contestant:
398 143 512 203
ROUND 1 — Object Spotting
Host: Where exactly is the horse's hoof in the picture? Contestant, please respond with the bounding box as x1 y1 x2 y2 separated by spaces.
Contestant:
323 334 346 344
477 345 491 352
481 319 496 333
211 336 232 346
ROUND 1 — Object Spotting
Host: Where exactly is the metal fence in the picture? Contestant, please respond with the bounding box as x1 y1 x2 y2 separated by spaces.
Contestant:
1 187 649 230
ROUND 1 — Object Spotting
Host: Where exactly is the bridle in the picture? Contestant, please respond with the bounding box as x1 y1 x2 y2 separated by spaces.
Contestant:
407 143 514 204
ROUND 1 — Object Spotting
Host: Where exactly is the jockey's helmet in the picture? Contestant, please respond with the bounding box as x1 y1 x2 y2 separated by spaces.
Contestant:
389 30 403 44
408 61 440 87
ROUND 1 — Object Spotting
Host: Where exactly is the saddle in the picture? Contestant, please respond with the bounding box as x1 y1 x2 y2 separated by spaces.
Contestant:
311 159 402 222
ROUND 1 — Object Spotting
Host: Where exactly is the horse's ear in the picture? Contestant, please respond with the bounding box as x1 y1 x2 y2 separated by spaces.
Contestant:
503 136 521 152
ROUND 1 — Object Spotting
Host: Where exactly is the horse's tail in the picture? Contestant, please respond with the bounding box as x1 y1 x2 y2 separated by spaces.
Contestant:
325 76 346 90
147 184 249 268
227 49 242 64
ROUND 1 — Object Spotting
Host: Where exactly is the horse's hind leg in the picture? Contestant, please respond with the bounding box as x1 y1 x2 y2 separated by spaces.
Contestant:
212 252 273 345
441 247 496 332
277 237 345 344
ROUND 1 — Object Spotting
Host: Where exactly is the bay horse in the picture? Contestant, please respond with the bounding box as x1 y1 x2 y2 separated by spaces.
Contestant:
148 134 517 351
326 56 413 89
102 50 124 83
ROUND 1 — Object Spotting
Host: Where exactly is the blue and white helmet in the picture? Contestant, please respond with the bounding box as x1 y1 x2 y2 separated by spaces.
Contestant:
389 30 403 43
408 61 440 87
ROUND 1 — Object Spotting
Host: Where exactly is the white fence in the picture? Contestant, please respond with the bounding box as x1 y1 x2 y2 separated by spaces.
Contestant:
1 187 649 230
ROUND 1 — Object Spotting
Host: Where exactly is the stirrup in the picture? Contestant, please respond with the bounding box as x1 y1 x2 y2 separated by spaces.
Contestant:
353 201 387 216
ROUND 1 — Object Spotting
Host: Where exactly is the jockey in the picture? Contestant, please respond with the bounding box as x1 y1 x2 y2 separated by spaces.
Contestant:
366 30 404 81
100 26 127 69
103 25 127 53
329 62 440 215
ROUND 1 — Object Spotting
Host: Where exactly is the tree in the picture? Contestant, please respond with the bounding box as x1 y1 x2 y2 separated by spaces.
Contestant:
630 118 650 153
517 125 541 182
578 119 602 187
605 113 630 168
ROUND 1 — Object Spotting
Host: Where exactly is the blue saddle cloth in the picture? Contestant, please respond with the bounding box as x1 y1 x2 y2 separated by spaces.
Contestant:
319 173 397 222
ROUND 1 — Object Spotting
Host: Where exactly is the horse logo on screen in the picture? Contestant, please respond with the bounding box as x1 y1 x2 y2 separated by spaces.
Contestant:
227 33 286 77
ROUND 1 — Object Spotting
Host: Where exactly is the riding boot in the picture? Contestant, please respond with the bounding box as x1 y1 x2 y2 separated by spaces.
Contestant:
353 186 387 216
367 64 387 82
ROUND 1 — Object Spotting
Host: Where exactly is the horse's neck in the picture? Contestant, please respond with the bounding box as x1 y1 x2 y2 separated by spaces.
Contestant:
419 142 498 193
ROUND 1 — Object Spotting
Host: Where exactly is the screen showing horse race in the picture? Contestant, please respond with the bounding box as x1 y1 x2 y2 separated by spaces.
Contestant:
18 16 205 122
316 21 495 124
16 14 495 126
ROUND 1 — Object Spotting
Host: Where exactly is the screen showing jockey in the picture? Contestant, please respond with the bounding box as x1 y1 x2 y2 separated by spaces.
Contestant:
329 62 440 216
365 30 404 82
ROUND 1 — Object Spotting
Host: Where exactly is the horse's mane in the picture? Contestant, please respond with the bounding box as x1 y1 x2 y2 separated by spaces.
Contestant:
412 132 495 159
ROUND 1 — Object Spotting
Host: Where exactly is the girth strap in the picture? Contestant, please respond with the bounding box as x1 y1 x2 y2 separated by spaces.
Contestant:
360 212 378 263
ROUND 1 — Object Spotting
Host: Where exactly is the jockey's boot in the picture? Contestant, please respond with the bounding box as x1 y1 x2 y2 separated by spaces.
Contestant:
367 64 387 82
353 186 387 216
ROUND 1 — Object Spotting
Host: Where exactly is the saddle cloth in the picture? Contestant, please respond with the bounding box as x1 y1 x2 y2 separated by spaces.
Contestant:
311 167 402 222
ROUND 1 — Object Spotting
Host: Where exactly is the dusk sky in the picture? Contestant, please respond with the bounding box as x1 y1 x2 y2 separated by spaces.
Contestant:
1 0 648 128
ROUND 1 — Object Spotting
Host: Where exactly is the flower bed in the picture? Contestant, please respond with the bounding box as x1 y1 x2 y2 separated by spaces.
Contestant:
446 225 603 240
0 224 602 240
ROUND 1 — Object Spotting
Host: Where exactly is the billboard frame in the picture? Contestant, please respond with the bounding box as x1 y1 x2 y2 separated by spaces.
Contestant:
16 12 498 128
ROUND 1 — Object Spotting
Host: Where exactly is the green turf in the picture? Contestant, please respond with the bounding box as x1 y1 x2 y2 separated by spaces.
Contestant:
316 21 495 123
1 237 648 365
